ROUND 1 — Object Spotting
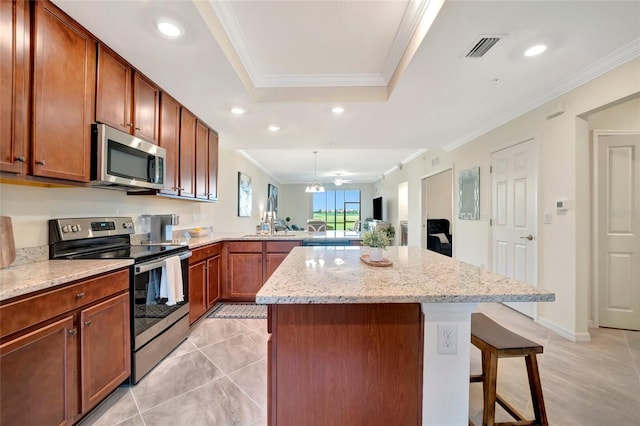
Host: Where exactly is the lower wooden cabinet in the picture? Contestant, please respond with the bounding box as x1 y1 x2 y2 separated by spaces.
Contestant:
0 316 76 425
188 243 222 324
0 268 130 425
227 240 301 301
80 293 130 413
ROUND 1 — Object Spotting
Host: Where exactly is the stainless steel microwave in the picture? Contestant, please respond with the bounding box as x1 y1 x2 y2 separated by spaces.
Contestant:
91 123 166 191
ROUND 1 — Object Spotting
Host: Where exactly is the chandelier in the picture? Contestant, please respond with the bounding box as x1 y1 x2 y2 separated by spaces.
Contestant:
305 151 325 193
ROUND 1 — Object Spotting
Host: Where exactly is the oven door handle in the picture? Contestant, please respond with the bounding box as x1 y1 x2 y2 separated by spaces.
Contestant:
134 251 192 275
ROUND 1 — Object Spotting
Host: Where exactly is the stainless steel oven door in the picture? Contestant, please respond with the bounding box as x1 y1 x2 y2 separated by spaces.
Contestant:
132 250 191 350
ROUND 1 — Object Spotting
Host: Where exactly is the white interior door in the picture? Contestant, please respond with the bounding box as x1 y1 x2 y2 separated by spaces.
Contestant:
491 139 538 318
596 132 640 331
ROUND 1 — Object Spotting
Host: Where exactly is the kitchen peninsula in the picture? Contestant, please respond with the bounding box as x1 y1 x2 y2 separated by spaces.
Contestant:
256 246 555 426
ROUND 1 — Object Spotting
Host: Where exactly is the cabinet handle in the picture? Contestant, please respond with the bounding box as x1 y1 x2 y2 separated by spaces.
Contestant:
68 329 77 336
179 187 185 191
36 160 46 165
76 292 85 299
14 156 25 162
126 123 132 127
84 320 93 327
135 127 141 131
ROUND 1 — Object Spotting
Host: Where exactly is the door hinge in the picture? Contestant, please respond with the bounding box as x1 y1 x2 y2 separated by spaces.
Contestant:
489 219 493 226
490 166 493 173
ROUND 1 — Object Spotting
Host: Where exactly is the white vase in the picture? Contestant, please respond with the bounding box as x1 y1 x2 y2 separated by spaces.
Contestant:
369 247 383 261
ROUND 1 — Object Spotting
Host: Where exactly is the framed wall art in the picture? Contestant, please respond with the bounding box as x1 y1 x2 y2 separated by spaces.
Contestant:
267 183 278 218
238 172 252 217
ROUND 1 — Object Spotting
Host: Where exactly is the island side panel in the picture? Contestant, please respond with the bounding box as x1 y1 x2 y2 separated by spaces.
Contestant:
269 303 423 426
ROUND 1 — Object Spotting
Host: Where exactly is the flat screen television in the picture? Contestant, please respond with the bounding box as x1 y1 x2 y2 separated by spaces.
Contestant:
373 197 383 220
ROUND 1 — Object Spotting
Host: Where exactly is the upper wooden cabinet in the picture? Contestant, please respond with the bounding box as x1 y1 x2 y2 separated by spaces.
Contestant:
195 120 209 200
208 129 219 201
158 93 180 195
31 0 95 182
0 0 29 175
96 44 159 144
179 108 196 198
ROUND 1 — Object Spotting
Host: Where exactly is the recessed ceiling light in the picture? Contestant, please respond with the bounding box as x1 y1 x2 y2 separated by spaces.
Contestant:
332 106 345 114
156 20 183 38
268 125 280 132
230 107 246 115
524 44 547 57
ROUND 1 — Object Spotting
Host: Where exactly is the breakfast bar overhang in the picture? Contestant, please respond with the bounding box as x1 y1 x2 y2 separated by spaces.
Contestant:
256 246 555 426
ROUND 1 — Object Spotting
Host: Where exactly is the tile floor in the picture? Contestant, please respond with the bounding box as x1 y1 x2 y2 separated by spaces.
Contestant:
80 303 640 426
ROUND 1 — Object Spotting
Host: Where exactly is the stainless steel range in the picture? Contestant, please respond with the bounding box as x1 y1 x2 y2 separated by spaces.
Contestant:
49 217 191 384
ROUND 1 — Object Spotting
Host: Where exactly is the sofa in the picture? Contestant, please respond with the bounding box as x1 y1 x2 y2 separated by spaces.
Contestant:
426 219 452 257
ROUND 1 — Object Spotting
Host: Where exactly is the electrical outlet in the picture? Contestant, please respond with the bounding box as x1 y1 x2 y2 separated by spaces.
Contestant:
437 324 458 354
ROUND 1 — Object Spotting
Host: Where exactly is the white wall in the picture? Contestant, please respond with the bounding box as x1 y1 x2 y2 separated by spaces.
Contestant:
0 148 279 247
376 57 640 340
425 170 452 223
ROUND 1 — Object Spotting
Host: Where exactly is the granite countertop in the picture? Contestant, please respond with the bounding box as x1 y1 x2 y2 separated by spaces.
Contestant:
186 230 362 249
0 259 133 302
256 246 555 304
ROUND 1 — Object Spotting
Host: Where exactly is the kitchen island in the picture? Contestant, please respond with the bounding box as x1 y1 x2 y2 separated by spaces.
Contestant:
256 246 554 426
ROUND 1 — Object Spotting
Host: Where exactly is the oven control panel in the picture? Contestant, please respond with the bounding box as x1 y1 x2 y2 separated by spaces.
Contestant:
49 217 135 241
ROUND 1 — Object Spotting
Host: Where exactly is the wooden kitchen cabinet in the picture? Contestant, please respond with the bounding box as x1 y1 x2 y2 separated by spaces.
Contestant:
96 44 159 144
226 240 301 301
195 120 209 200
179 108 197 198
80 292 130 413
0 0 29 175
0 316 76 426
31 0 95 182
188 243 223 324
208 129 219 201
158 92 181 195
0 268 130 424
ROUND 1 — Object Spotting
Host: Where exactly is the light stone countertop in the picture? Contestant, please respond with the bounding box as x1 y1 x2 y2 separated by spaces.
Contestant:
0 259 133 302
186 230 362 249
256 246 555 304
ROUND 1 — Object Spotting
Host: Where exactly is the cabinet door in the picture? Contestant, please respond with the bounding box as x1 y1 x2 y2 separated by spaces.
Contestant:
132 72 159 144
0 0 28 174
159 93 180 195
229 252 263 299
1 316 77 426
208 129 219 200
265 253 289 280
195 120 209 200
189 260 207 324
179 108 196 198
80 293 130 413
207 254 221 307
95 44 131 133
32 0 95 182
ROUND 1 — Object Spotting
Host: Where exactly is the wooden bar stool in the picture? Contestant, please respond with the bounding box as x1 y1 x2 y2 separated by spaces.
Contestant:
470 313 548 426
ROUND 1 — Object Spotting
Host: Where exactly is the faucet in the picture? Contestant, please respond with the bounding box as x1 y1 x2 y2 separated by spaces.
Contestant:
267 195 276 234
268 213 275 235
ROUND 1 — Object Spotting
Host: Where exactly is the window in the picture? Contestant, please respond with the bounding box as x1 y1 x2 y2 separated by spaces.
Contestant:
312 190 361 230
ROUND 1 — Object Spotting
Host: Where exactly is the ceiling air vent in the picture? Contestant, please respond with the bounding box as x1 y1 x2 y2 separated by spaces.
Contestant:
465 35 503 58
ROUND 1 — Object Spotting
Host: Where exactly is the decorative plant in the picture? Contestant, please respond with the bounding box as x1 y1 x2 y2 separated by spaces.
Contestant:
362 229 390 250
285 217 291 223
385 225 395 241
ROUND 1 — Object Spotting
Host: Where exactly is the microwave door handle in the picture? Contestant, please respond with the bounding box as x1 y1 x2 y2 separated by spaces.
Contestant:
147 155 154 183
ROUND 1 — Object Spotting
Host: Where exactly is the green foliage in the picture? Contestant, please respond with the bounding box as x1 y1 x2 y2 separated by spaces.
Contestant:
362 229 390 249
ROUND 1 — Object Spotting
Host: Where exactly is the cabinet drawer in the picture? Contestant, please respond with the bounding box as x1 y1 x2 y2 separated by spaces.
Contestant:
190 243 222 264
0 269 129 339
265 241 301 253
227 241 262 253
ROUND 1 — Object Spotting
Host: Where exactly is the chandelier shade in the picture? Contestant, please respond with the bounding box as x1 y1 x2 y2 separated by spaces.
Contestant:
305 151 325 193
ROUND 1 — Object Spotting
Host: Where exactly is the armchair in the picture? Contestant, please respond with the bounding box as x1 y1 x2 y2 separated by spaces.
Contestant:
307 219 327 232
426 219 452 257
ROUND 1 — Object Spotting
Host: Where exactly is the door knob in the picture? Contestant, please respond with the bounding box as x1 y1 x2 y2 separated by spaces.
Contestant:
520 234 534 241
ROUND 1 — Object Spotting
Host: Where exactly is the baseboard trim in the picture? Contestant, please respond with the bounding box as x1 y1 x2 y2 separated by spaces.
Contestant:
537 317 592 342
